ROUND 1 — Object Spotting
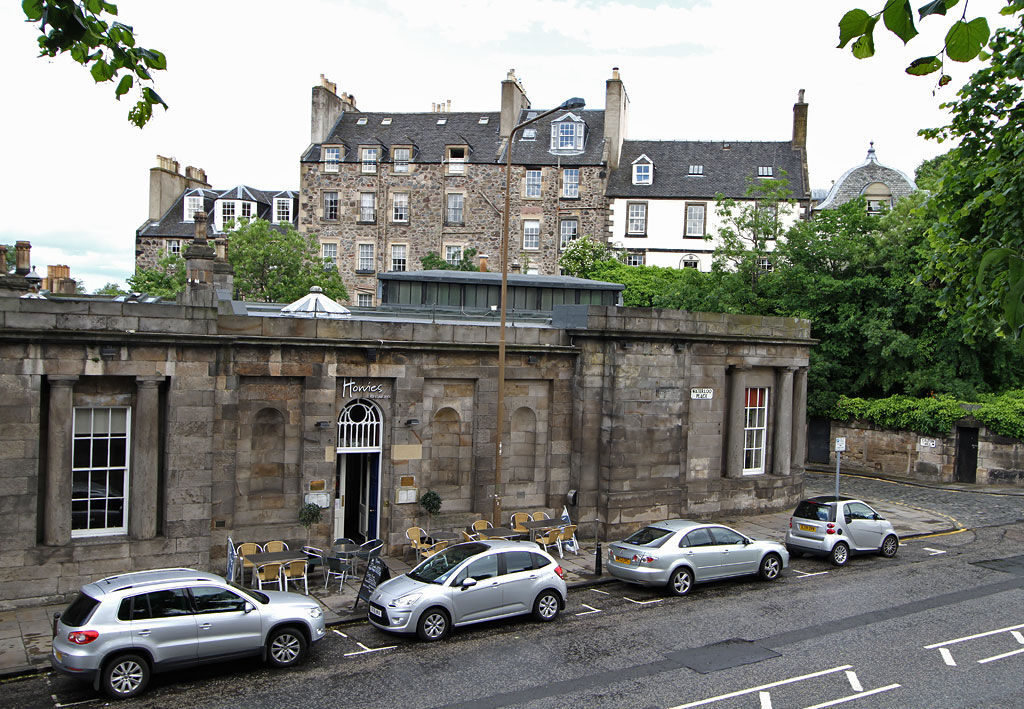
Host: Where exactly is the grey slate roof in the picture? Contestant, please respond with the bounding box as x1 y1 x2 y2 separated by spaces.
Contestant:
301 109 606 167
606 140 809 200
138 186 298 238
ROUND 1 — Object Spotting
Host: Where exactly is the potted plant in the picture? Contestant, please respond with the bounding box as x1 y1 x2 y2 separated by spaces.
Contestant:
419 489 442 535
298 501 324 547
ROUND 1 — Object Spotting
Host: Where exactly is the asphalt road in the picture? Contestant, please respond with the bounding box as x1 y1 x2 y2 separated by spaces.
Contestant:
7 517 1024 708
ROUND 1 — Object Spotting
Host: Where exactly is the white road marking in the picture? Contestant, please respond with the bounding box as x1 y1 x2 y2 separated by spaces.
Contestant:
924 622 1024 649
589 588 611 595
332 628 349 638
759 690 773 709
978 647 1024 664
923 547 946 556
845 670 862 692
668 664 853 709
792 570 829 578
939 648 956 666
53 700 97 708
623 596 663 605
575 603 602 616
1012 630 1024 645
344 641 396 656
802 684 901 708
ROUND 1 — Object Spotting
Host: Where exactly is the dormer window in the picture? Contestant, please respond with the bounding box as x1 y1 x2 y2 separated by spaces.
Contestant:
393 146 411 173
324 146 341 173
381 117 392 125
550 114 585 151
274 198 292 224
215 200 254 232
356 117 368 125
688 165 704 176
184 195 203 222
758 166 774 178
521 128 537 141
632 155 653 185
361 147 378 174
447 146 467 175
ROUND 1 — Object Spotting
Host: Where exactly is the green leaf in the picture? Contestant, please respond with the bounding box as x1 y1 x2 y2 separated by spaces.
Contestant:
884 1 918 44
141 48 167 70
114 73 132 98
938 73 952 86
852 28 877 59
906 55 942 75
946 18 990 62
89 59 114 82
838 9 876 48
22 0 44 22
918 0 957 19
143 87 167 108
85 0 103 14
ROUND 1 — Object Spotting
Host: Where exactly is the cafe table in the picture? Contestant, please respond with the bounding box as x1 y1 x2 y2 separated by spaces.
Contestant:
477 526 521 540
520 517 564 541
428 531 460 542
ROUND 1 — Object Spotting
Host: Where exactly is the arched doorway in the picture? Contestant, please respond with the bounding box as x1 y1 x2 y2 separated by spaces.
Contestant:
335 400 383 542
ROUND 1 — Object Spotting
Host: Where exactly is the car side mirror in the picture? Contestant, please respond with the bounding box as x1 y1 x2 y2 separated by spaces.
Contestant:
460 577 477 589
243 602 255 614
873 514 882 521
743 538 752 545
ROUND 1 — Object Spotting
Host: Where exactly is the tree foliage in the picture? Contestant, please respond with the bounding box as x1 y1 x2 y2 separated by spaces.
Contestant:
420 247 479 271
127 252 184 298
558 235 619 278
93 281 126 295
22 0 168 127
228 219 348 303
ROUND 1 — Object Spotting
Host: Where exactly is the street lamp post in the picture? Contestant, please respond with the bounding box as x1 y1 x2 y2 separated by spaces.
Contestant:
493 96 586 527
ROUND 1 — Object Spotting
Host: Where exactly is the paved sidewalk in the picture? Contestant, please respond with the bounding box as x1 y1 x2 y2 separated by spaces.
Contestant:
1 469 998 680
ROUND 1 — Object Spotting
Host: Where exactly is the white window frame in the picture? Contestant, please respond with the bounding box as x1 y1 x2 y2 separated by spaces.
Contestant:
446 193 464 224
359 193 376 223
393 147 411 173
357 293 373 307
559 218 578 249
392 192 409 223
681 254 699 269
240 201 253 221
550 118 584 150
625 252 644 267
71 406 130 538
324 146 341 173
562 168 579 198
445 245 462 266
220 200 235 230
184 195 203 222
323 191 339 221
523 219 540 250
361 147 378 174
166 239 181 255
525 169 542 198
743 387 770 475
632 162 652 185
391 243 407 272
626 202 647 235
357 243 374 272
688 165 704 176
758 166 774 178
685 203 706 237
447 146 467 175
322 242 338 261
758 257 774 272
274 198 292 224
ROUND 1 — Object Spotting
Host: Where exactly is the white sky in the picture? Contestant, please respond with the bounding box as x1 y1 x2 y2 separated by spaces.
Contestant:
0 0 1012 291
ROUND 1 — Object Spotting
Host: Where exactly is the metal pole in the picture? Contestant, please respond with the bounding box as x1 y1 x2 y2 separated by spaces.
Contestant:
835 450 841 499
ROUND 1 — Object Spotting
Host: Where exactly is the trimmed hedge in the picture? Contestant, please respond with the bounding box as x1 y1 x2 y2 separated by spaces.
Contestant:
829 390 1024 440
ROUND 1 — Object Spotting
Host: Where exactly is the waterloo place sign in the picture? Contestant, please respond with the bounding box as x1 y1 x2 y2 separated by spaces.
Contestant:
341 378 391 399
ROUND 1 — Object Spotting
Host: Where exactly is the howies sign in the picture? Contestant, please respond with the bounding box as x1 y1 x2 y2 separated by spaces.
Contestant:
341 379 391 399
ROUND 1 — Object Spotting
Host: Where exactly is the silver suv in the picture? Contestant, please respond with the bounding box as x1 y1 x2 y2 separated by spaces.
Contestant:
51 568 326 699
785 496 899 566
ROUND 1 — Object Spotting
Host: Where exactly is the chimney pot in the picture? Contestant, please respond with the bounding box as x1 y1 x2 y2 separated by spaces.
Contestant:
15 241 31 276
478 254 489 272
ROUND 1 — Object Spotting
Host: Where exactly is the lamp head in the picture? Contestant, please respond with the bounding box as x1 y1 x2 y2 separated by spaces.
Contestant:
559 97 586 111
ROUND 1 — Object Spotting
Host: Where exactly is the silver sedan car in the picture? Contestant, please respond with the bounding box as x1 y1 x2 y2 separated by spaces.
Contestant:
368 540 567 641
607 520 789 596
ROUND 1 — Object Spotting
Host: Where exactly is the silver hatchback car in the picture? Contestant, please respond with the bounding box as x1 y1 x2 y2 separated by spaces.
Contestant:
51 568 326 699
607 520 789 596
785 496 899 566
368 540 567 641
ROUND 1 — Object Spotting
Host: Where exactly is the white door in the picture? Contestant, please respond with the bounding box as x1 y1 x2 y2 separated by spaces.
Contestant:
333 456 347 542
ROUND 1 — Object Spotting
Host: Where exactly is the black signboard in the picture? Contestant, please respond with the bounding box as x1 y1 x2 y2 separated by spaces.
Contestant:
353 556 391 611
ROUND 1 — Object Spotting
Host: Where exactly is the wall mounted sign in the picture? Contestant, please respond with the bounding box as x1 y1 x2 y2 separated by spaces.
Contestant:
690 388 714 400
341 378 391 399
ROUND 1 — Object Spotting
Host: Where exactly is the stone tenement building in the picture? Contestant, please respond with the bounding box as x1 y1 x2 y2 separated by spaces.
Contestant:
299 70 625 307
0 240 811 607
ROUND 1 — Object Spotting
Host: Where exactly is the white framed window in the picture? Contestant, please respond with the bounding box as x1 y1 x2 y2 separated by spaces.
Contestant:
323 191 339 221
240 202 253 221
391 244 407 272
322 242 338 260
562 168 579 198
324 146 341 173
743 387 769 474
72 407 130 537
357 243 374 272
523 219 540 250
393 147 411 173
359 193 376 223
446 193 464 224
681 254 699 269
626 202 647 235
688 165 704 176
758 166 774 177
758 257 774 272
392 192 409 223
632 162 652 185
478 116 489 124
525 169 542 198
559 218 578 249
381 117 392 125
167 239 181 255
184 195 203 222
274 198 292 224
219 200 235 230
357 293 373 307
550 119 584 150
361 147 378 173
445 245 462 266
520 128 537 141
447 146 466 174
356 116 368 125
625 252 644 266
685 203 706 237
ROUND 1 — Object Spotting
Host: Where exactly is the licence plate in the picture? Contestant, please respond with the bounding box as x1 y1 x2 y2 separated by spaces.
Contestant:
798 523 816 532
614 555 631 564
369 606 382 617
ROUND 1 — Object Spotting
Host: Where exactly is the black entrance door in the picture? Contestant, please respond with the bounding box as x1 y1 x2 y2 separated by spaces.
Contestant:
807 417 831 464
954 427 978 483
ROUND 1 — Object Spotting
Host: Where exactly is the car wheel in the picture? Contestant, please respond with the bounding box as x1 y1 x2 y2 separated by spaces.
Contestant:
102 653 150 699
267 626 308 668
786 546 804 559
668 567 694 596
533 591 561 622
830 542 849 567
880 535 899 558
417 607 450 642
759 553 782 581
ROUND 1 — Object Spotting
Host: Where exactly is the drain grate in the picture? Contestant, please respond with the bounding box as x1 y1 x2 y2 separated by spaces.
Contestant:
669 638 780 674
972 554 1024 576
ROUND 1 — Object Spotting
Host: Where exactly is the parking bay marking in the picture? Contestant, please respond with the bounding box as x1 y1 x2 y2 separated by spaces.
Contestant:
925 621 1024 666
575 603 602 616
623 596 664 605
792 569 829 578
344 641 397 657
922 547 947 556
669 664 852 708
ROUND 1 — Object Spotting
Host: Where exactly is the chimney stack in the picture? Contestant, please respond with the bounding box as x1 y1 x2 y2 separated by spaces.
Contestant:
182 211 217 307
603 67 629 171
792 89 808 150
0 245 7 274
15 241 31 276
311 75 357 144
500 69 531 140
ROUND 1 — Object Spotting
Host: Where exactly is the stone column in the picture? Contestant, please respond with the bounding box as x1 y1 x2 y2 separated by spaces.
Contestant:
791 367 808 471
772 367 796 476
130 378 162 539
44 376 78 546
725 366 750 478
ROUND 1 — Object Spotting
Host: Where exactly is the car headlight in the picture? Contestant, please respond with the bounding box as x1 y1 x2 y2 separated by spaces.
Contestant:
309 606 323 619
391 592 422 608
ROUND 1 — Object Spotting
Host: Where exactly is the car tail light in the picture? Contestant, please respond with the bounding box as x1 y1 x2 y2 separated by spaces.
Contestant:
789 517 793 528
554 565 565 579
826 523 836 535
68 630 99 645
633 554 658 565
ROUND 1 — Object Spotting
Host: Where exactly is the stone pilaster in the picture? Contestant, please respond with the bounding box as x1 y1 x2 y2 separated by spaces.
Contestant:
772 367 795 476
725 365 750 479
130 378 162 539
791 366 808 471
44 376 77 546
